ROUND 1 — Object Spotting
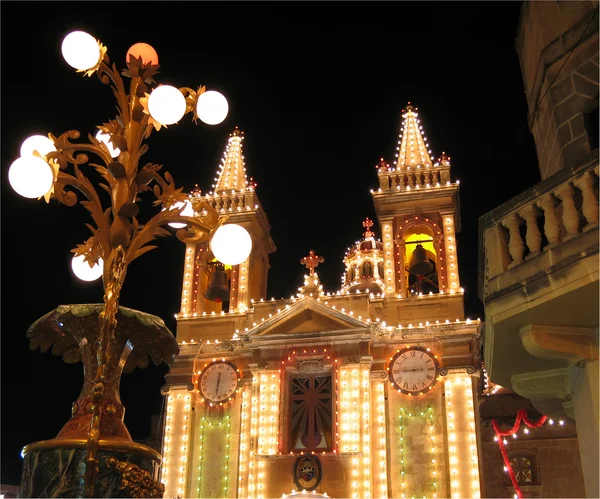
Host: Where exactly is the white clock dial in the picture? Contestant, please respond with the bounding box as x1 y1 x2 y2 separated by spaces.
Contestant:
389 347 438 394
199 361 239 402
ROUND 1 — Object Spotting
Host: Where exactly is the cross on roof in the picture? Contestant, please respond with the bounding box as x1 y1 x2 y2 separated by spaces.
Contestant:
363 217 375 239
300 249 324 276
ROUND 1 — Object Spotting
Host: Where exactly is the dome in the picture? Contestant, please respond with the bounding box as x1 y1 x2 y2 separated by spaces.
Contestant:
341 218 385 295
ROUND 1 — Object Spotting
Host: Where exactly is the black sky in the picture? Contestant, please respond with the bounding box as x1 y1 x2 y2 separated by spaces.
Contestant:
1 0 542 485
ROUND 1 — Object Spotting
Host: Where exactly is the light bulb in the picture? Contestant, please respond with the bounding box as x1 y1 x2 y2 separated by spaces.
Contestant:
8 156 54 199
95 131 120 158
71 254 103 282
126 42 158 65
61 31 101 71
148 85 186 125
166 200 194 228
20 135 56 158
196 90 229 125
210 224 252 265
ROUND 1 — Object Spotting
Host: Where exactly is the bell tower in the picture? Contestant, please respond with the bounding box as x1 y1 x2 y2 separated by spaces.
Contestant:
177 128 276 319
372 103 462 308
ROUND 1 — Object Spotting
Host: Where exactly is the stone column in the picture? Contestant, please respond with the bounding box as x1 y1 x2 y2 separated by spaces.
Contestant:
441 212 460 292
574 171 599 229
502 213 525 267
518 204 542 256
370 370 389 499
380 218 397 295
555 183 581 239
536 193 561 246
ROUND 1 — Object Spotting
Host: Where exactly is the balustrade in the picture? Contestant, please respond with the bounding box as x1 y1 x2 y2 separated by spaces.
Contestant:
377 165 451 191
206 190 259 213
483 162 598 280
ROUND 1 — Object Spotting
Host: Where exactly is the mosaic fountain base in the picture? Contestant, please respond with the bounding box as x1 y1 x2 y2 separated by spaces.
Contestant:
20 438 163 498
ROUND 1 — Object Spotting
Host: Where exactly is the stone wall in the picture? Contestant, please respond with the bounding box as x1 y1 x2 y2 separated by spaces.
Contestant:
481 437 586 498
479 391 586 498
516 1 599 180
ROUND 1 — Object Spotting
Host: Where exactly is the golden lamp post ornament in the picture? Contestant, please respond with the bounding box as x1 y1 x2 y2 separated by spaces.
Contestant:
9 30 251 498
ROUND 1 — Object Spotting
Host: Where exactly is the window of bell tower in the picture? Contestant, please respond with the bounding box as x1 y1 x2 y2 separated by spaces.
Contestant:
404 230 439 295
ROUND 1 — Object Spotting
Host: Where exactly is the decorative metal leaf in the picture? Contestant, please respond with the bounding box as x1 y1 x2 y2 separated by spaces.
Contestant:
26 304 179 372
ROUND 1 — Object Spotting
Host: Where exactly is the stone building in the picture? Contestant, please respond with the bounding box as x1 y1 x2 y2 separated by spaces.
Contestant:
478 1 598 498
159 108 486 499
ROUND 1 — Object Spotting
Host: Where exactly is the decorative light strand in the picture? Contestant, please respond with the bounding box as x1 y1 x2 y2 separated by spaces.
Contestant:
213 129 249 193
398 406 437 498
161 391 192 498
248 373 260 499
180 244 196 316
393 105 433 169
374 382 388 499
492 409 548 499
361 366 371 499
195 413 231 496
238 385 252 498
196 414 205 495
445 374 481 499
442 215 459 291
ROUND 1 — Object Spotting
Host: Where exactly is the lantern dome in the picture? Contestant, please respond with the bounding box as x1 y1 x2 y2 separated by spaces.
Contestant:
341 217 385 295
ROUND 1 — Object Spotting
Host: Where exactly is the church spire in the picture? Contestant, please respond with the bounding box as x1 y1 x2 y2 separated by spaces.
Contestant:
393 102 434 169
213 127 249 194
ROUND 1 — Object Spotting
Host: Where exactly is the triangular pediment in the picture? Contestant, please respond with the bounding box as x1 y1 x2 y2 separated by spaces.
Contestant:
248 297 368 337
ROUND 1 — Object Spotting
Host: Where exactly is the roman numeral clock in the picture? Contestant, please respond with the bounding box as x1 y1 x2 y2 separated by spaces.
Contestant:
389 347 439 394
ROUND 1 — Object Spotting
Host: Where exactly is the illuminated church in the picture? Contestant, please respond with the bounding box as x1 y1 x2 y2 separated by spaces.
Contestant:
159 104 485 499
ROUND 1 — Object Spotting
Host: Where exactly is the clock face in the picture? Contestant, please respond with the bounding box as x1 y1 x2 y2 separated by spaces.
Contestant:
199 361 239 403
389 347 439 394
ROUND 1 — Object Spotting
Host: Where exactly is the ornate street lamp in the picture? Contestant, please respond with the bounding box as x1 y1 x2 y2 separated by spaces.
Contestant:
9 30 251 498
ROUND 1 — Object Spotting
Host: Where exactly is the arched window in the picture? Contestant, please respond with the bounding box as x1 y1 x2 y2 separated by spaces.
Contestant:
377 262 384 278
362 261 373 278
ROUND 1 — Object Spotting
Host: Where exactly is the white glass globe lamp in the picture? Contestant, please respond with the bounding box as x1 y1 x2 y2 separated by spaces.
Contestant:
96 131 120 158
167 200 194 228
8 156 54 199
20 135 56 158
148 85 186 125
210 224 252 265
196 90 229 125
61 31 101 71
71 255 104 282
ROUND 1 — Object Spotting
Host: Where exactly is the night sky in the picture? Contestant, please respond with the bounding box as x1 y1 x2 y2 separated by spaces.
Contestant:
1 1 542 486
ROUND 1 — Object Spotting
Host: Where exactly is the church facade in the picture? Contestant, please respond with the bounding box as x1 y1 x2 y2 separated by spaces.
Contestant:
159 106 485 499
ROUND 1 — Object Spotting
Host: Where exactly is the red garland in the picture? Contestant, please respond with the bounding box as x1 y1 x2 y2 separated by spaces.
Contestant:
491 408 547 498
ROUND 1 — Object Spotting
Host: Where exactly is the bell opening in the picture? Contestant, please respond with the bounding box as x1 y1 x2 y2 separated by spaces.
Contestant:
203 262 231 303
409 244 434 276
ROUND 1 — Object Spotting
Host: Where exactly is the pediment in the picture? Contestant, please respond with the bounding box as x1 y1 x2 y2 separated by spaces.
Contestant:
248 297 368 337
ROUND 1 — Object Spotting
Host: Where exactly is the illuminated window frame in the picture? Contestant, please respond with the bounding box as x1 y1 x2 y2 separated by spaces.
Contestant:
287 373 334 453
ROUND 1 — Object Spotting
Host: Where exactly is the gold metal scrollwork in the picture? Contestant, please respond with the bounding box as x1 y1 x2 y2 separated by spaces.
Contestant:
106 457 165 498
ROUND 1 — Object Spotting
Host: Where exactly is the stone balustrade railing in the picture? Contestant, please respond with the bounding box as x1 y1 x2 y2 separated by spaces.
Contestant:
378 165 452 191
478 151 599 300
206 189 261 213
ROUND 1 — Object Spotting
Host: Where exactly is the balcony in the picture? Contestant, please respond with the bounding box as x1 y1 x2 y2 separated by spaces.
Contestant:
478 150 598 393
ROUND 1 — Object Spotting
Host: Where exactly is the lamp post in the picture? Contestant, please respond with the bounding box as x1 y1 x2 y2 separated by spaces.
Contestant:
9 30 251 498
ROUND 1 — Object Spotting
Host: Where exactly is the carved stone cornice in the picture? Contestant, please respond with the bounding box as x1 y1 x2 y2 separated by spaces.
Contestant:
439 365 477 376
520 324 599 366
160 382 195 395
341 355 373 366
511 367 585 420
511 368 571 401
370 370 388 382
